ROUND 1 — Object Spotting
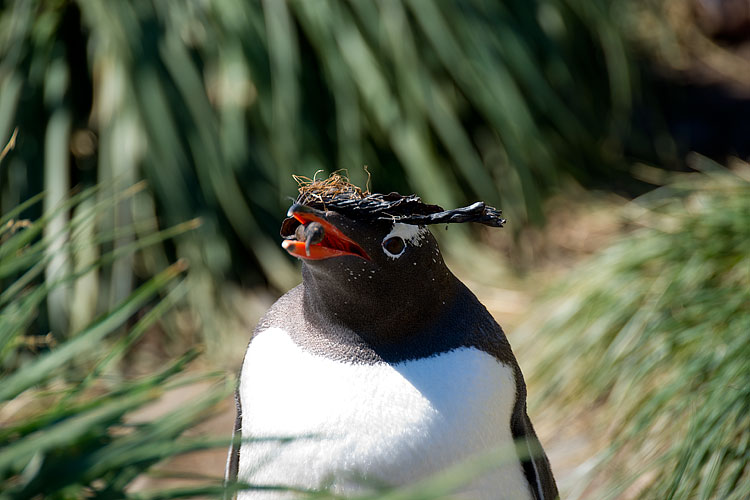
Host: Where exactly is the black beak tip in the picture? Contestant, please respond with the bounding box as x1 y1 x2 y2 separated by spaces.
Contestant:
287 203 321 217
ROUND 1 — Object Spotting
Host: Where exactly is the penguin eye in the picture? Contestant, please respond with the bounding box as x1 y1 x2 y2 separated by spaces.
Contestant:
382 236 406 258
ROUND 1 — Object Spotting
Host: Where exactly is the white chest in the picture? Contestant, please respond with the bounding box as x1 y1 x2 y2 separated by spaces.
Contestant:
237 327 532 499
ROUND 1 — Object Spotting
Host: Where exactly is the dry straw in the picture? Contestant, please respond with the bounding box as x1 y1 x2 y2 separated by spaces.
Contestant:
293 170 369 209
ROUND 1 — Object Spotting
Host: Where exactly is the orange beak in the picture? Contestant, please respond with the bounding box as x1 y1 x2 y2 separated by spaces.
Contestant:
281 207 370 261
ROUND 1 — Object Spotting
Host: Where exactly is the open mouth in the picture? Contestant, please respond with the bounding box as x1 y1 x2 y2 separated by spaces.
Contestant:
281 208 370 261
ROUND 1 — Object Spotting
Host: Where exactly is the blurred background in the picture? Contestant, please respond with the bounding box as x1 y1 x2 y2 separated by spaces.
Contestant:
1 0 748 498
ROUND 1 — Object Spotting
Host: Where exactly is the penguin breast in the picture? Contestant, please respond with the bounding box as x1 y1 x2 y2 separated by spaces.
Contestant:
237 327 533 500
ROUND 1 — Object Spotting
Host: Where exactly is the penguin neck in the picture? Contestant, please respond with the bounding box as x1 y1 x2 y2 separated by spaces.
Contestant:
300 260 461 348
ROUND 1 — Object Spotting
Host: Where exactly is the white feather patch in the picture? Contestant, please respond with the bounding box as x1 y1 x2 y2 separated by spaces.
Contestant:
237 328 533 499
381 223 429 259
384 222 428 246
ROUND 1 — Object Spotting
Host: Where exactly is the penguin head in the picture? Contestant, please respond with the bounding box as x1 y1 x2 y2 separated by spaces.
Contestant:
280 202 457 338
278 174 503 271
280 202 447 283
277 178 504 337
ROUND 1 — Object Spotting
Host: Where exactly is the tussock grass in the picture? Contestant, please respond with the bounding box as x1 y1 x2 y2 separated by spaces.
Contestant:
0 186 230 498
520 156 750 499
0 0 635 298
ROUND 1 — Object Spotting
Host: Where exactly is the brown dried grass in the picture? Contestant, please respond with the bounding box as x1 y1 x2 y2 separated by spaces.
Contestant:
293 170 370 208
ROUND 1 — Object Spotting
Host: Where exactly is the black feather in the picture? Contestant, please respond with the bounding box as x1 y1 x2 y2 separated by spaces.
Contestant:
298 191 506 227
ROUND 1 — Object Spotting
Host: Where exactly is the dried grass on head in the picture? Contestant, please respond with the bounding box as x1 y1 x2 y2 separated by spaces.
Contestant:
291 171 505 228
293 171 368 209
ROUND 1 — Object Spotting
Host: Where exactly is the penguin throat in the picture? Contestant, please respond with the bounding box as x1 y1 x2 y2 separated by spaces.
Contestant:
301 265 460 345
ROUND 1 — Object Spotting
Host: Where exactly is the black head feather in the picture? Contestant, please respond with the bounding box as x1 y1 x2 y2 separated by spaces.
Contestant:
293 174 505 228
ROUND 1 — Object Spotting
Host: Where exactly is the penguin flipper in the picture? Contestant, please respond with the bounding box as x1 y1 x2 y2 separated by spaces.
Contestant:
512 411 559 500
224 388 242 499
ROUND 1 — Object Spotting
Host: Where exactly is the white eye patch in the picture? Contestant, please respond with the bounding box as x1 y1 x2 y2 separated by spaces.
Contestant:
381 223 428 259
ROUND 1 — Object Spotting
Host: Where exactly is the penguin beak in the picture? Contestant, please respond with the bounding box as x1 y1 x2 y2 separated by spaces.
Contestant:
281 204 370 261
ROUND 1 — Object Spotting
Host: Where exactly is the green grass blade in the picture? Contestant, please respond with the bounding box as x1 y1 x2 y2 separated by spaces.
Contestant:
0 260 187 402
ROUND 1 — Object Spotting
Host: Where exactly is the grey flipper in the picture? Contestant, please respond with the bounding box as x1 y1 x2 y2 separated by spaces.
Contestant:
224 388 242 499
511 409 559 500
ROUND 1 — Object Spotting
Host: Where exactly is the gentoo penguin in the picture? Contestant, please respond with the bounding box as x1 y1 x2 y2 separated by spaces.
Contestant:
226 178 558 499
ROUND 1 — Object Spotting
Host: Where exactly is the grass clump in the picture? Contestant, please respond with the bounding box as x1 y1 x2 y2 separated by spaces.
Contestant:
520 156 750 499
0 0 638 298
0 185 230 499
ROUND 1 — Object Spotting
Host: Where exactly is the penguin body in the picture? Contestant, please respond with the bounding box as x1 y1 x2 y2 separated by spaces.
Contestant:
239 326 528 499
228 188 558 499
